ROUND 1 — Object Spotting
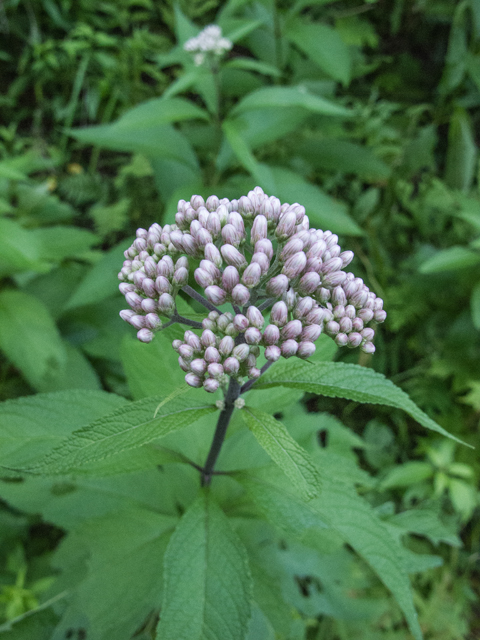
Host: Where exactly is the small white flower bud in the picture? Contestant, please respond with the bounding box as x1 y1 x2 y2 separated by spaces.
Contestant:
172 339 183 351
352 317 364 332
205 285 227 306
374 310 387 323
339 317 353 333
246 305 264 328
265 345 281 362
275 211 297 239
231 284 250 306
234 398 245 409
301 324 322 342
281 339 298 358
281 238 304 261
222 223 241 246
340 250 354 267
158 293 175 315
132 270 147 289
316 288 331 303
207 363 224 379
143 257 157 279
281 319 303 340
224 357 240 375
248 367 261 379
333 305 345 319
155 276 172 295
173 267 189 287
266 275 289 297
307 240 327 259
221 244 247 269
297 341 316 359
186 373 204 388
196 228 213 247
179 344 194 361
233 343 250 362
297 272 321 295
245 327 262 344
204 243 223 267
251 215 268 244
206 212 221 237
125 291 143 310
190 195 205 210
184 330 202 352
233 314 249 331
142 278 156 297
141 298 157 314
361 341 376 354
182 234 198 256
216 204 229 225
178 356 190 372
262 324 280 345
251 252 270 274
271 301 288 327
283 287 296 310
129 315 146 330
254 239 273 260
282 251 307 278
335 333 348 347
323 271 347 287
137 328 154 343
219 335 235 356
190 358 207 376
120 309 136 322
293 296 314 318
195 267 214 288
201 329 217 347
222 266 240 292
361 327 375 341
242 262 262 288
206 195 220 211
169 230 185 252
347 332 363 348
157 256 174 278
326 320 340 336
331 286 347 307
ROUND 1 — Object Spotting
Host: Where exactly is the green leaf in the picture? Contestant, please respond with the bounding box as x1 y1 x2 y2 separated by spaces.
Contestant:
25 390 217 474
253 360 468 445
419 246 480 274
0 290 67 391
242 406 321 500
471 281 480 330
52 507 176 640
242 466 422 640
231 86 351 118
380 461 434 490
444 108 477 192
224 58 281 77
0 389 126 469
63 240 130 310
157 493 252 640
285 20 351 85
0 218 49 277
32 226 99 262
298 138 391 180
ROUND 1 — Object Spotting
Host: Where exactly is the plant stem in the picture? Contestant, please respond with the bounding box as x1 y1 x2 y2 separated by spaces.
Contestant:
240 361 273 395
170 313 203 329
182 285 220 313
201 377 241 486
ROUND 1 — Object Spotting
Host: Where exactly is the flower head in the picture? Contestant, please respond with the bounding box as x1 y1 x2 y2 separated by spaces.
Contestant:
184 25 233 66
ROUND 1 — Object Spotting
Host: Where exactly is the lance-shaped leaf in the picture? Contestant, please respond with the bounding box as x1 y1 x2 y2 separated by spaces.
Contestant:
242 406 321 500
156 492 252 640
23 389 217 475
241 466 422 640
253 360 468 445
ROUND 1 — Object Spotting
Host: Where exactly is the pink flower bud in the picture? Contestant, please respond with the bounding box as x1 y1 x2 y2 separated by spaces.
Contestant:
175 212 185 227
242 262 262 288
281 238 304 261
207 363 224 379
361 341 376 354
281 339 298 358
248 367 261 379
195 267 214 288
251 252 270 274
186 373 204 388
297 341 316 359
351 317 363 332
133 238 147 253
281 319 303 340
374 297 384 311
173 267 189 287
190 195 205 210
245 327 262 344
205 285 227 306
323 271 347 287
204 243 222 267
265 345 281 362
282 251 307 278
222 224 241 246
224 357 240 375
246 305 264 328
297 272 321 295
158 293 175 315
271 301 288 327
216 204 229 225
301 324 322 342
178 356 190 372
206 195 220 211
283 287 296 310
119 282 135 295
321 257 343 275
233 343 250 362
350 289 368 309
205 346 221 363
136 228 148 239
344 304 356 319
225 323 238 337
340 250 354 267
306 307 327 325
221 244 247 270
231 284 250 306
142 278 156 298
333 305 345 319
263 324 280 345
206 212 221 237
326 320 340 336
266 275 289 297
356 309 373 325
157 256 174 278
293 296 314 318
137 328 154 343
142 257 156 279
184 331 202 352
196 228 213 247
218 336 235 356
169 230 185 251
335 333 348 347
155 276 172 295
119 309 136 323
190 359 208 375
200 260 221 282
201 329 217 347
182 234 198 256
129 315 146 330
347 332 363 348
275 211 297 239
233 314 249 331
132 270 147 289
190 220 202 237
361 327 375 341
307 240 327 259
339 317 353 333
229 211 245 235
222 266 240 292
179 344 194 360
374 310 387 323
172 339 183 352
251 215 268 244
141 298 157 314
125 291 143 310
331 286 347 307
255 239 274 260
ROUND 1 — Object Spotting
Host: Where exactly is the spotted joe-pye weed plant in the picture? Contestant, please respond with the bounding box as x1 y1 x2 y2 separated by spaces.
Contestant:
1 186 467 640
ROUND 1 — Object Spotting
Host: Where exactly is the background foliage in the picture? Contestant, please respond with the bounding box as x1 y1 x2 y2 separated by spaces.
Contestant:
0 0 479 638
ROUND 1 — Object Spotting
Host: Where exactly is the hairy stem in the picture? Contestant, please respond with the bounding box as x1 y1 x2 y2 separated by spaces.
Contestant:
240 361 274 395
182 285 221 313
201 377 241 486
170 314 203 329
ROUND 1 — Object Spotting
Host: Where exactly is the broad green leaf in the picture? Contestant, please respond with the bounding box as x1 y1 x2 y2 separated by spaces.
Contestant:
25 390 217 474
444 108 477 192
0 607 58 639
380 461 434 490
267 166 362 236
222 18 263 42
0 389 126 469
120 326 186 400
385 509 461 547
242 406 321 499
286 21 351 85
242 466 422 640
254 360 467 444
157 493 252 640
63 240 130 310
471 281 480 329
225 57 281 77
0 290 67 391
51 508 176 640
32 226 99 262
231 86 351 118
298 138 391 180
0 218 49 277
419 246 480 273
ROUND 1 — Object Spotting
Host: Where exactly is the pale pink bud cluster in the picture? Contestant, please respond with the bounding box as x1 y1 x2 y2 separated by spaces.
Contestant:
118 187 386 390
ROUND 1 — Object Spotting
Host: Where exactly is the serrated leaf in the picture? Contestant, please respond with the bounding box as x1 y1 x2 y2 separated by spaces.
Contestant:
242 466 422 640
242 406 321 499
419 246 480 273
0 389 126 469
157 493 252 640
286 21 351 85
25 390 217 474
0 290 67 391
231 85 351 118
253 360 468 445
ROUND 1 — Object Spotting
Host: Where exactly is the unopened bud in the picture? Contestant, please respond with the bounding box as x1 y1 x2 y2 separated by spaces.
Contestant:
224 357 240 375
191 359 208 375
283 252 307 278
246 305 264 328
263 324 280 345
266 274 289 297
275 211 297 239
347 332 363 348
173 267 189 287
222 266 239 292
323 271 347 287
255 239 273 260
251 252 270 274
335 333 348 347
141 298 157 314
207 363 224 378
281 339 298 358
205 285 227 306
271 301 288 327
361 341 375 354
233 343 250 362
233 314 249 331
190 195 205 210
325 320 340 336
281 319 303 340
297 272 321 295
186 373 204 388
297 341 316 359
221 244 247 270
137 328 154 343
265 345 281 362
218 335 235 356
374 309 387 323
339 317 353 333
340 250 354 267
125 291 143 310
281 238 304 261
158 293 175 315
242 262 262 288
245 327 262 344
206 195 220 211
195 267 214 288
251 215 268 244
231 284 250 306
301 324 322 342
201 329 217 347
204 243 222 267
222 223 241 246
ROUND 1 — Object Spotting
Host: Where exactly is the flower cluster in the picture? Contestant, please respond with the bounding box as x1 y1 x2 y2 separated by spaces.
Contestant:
183 25 232 67
118 186 386 392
